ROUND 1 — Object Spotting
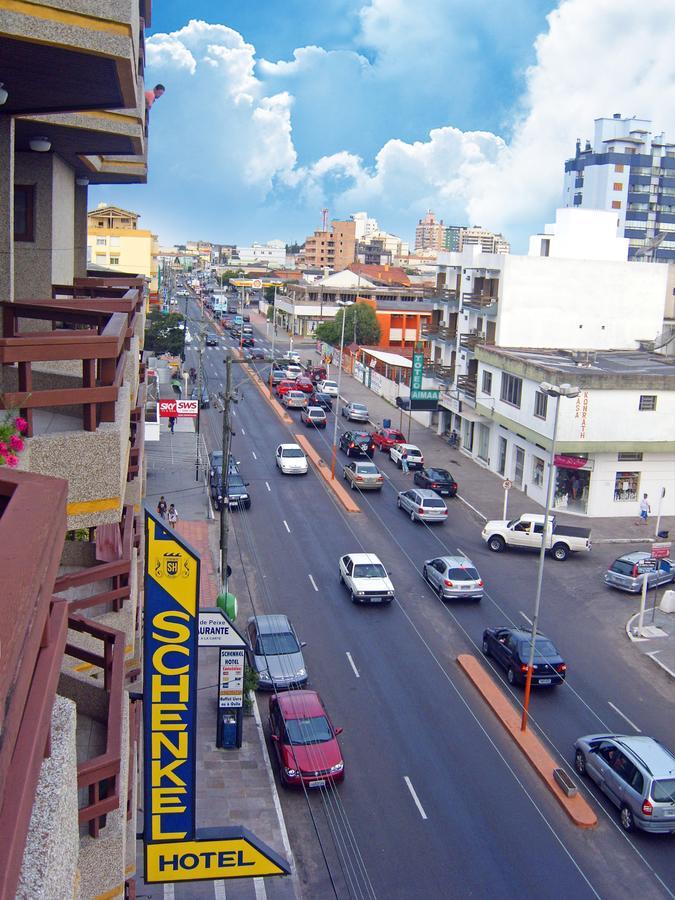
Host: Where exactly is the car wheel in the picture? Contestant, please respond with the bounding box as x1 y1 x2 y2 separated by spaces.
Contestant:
422 565 428 582
350 591 358 604
507 666 516 685
397 459 402 469
437 583 444 601
410 509 416 522
488 535 505 553
338 570 344 584
482 637 490 656
350 480 356 491
574 750 586 776
620 805 635 833
551 543 570 561
396 497 402 508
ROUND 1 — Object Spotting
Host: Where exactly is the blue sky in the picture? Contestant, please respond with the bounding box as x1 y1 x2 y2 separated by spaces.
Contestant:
91 0 675 252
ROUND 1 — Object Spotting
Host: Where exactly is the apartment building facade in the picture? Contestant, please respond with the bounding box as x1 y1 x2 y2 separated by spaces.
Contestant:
87 203 157 287
301 219 356 271
415 211 445 251
459 226 510 254
0 3 151 897
563 114 675 262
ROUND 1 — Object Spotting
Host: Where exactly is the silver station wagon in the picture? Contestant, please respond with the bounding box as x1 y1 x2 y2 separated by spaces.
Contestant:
604 551 674 593
397 488 448 523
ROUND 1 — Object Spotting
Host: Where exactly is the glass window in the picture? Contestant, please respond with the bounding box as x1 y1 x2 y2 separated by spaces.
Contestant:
532 456 545 488
639 395 656 411
615 164 625 172
446 567 480 581
14 185 35 241
482 371 492 395
612 200 622 209
534 391 548 419
500 373 522 408
618 452 643 461
110 257 120 265
613 182 624 191
614 472 639 502
96 237 106 246
476 423 489 462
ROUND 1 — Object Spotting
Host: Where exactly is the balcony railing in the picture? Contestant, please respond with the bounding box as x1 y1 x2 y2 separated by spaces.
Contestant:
457 375 477 400
0 469 69 900
0 298 132 437
54 505 138 614
66 616 125 838
424 324 457 342
423 363 455 384
459 332 485 352
462 292 498 309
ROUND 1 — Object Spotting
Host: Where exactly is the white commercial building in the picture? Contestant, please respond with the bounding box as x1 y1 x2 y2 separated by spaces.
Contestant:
472 346 675 518
351 212 379 241
234 240 286 267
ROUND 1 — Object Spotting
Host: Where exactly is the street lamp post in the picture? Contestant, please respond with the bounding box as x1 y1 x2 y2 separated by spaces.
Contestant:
330 305 348 479
521 381 580 732
269 286 278 396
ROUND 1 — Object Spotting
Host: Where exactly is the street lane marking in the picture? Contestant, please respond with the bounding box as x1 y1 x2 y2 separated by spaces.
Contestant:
252 451 257 460
346 652 360 678
254 878 267 900
456 494 487 521
404 776 428 820
456 546 468 557
265 481 271 491
163 884 175 899
214 881 226 900
241 427 246 435
519 611 533 626
645 650 675 678
308 574 319 592
283 519 291 533
608 701 642 733
232 409 237 417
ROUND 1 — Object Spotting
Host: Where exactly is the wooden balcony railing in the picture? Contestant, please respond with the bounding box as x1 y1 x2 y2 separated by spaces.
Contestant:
457 375 477 400
459 331 485 352
0 469 69 900
53 505 138 614
66 616 125 838
462 291 498 309
424 363 455 384
0 298 130 437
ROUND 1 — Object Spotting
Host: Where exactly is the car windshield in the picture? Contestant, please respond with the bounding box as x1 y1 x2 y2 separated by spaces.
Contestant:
324 381 337 388
447 567 479 581
519 639 559 659
353 563 387 578
227 476 246 490
282 448 305 458
429 469 452 480
407 449 422 458
423 498 446 508
309 410 324 417
611 560 639 576
255 632 299 656
652 779 675 803
352 404 367 411
357 464 378 474
387 431 405 440
285 715 332 745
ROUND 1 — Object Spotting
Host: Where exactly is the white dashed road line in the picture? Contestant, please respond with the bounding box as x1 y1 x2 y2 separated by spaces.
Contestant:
241 427 246 436
404 776 428 820
608 701 642 733
214 881 226 900
265 481 271 492
283 520 291 533
519 611 533 626
252 451 257 460
308 574 319 592
346 652 360 677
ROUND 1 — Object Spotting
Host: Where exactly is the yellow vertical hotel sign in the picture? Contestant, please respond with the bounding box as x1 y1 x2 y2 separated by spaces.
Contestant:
144 511 200 843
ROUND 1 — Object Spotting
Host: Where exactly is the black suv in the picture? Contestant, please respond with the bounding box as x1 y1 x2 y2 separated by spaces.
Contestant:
339 430 376 458
413 467 458 497
482 627 566 687
210 466 251 511
205 333 219 346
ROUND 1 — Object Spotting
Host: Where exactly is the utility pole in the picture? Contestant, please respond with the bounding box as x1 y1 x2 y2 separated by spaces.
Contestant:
194 310 206 482
219 355 234 597
330 306 347 479
269 286 277 395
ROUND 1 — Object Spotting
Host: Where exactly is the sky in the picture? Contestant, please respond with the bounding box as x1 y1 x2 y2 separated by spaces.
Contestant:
90 0 675 252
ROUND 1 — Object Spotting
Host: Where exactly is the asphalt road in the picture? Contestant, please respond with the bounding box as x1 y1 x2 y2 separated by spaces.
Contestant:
183 295 675 900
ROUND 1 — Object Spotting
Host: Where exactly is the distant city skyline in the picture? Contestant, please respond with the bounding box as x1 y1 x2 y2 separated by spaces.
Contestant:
90 0 675 252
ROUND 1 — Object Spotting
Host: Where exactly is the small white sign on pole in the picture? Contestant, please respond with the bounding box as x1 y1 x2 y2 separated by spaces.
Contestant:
198 611 247 647
219 648 245 708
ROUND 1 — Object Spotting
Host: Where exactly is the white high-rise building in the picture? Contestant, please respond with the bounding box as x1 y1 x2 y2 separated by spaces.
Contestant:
563 114 675 262
351 211 379 241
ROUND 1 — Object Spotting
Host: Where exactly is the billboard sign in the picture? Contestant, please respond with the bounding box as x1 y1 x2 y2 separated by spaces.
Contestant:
198 609 247 647
144 512 200 843
159 399 199 418
219 648 245 708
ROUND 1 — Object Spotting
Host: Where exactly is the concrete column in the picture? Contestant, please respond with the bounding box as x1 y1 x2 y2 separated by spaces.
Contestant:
73 182 88 278
0 116 15 313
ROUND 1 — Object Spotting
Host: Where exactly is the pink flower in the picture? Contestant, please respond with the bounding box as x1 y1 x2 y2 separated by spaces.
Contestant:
0 442 7 454
9 434 24 451
14 417 28 433
5 454 18 468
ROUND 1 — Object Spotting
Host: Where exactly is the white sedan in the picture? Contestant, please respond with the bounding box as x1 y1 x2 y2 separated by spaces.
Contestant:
275 443 309 475
389 442 424 469
317 379 339 397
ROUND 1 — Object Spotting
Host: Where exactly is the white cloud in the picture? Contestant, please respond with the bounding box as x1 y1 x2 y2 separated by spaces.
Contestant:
145 36 197 75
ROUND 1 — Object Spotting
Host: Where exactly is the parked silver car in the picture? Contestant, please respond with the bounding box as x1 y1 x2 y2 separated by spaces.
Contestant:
423 555 484 600
282 390 308 409
341 401 370 422
246 614 308 690
397 488 448 523
343 460 385 491
573 734 675 833
604 551 674 593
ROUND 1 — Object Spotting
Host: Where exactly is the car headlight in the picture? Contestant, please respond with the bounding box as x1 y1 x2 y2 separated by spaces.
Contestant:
330 762 344 773
284 767 298 778
259 670 270 680
296 668 306 678
387 589 394 596
356 590 365 595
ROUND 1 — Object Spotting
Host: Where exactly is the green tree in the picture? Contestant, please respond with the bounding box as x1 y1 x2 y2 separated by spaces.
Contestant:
145 309 185 356
315 302 380 347
264 285 276 303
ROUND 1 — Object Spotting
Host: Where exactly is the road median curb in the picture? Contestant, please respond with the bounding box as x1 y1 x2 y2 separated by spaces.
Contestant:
294 434 361 513
243 361 294 425
456 653 597 829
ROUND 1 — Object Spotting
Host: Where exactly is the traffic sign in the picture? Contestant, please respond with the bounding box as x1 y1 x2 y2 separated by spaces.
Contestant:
503 479 513 490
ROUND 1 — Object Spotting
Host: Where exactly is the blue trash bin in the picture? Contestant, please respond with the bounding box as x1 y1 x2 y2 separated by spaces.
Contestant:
383 418 391 429
220 713 238 749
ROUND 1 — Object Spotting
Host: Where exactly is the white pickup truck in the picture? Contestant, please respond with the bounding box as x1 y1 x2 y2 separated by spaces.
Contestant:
481 513 591 561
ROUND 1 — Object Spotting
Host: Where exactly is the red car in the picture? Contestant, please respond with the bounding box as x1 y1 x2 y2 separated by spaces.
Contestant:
269 691 345 789
371 427 406 452
294 376 315 393
276 380 297 397
305 365 327 383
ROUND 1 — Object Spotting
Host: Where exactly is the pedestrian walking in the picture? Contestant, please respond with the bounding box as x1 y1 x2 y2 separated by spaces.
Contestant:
157 496 167 519
401 450 409 474
637 493 651 525
167 504 178 529
168 416 175 434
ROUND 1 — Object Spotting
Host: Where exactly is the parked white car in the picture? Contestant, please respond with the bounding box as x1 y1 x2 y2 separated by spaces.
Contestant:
284 365 303 380
317 379 339 397
275 443 309 475
389 443 424 469
338 553 395 604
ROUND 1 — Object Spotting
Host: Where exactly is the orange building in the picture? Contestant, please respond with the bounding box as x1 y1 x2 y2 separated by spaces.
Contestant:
357 298 430 350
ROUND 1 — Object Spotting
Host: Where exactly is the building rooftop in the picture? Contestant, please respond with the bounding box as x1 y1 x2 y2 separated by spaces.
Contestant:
479 347 675 380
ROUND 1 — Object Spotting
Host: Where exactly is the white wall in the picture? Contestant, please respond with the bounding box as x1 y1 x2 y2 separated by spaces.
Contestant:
496 254 667 350
51 156 75 286
528 209 629 261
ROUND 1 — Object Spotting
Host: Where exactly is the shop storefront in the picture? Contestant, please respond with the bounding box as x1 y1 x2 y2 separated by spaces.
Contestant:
552 454 593 514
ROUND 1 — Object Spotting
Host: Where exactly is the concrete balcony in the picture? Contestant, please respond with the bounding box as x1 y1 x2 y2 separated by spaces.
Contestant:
0 279 145 529
457 374 477 401
462 292 498 314
423 362 455 386
1 0 147 117
459 331 486 353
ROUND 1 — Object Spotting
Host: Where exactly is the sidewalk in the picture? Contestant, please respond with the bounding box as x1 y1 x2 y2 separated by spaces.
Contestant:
141 418 299 898
626 599 675 680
